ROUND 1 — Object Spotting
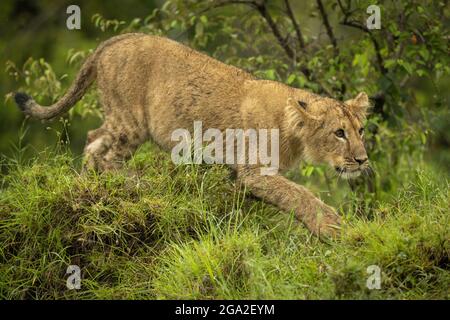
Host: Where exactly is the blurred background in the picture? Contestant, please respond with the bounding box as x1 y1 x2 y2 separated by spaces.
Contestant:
1 0 161 159
0 0 449 199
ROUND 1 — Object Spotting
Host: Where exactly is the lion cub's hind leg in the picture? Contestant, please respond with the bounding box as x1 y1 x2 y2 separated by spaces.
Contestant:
83 122 143 173
83 126 113 172
101 130 142 171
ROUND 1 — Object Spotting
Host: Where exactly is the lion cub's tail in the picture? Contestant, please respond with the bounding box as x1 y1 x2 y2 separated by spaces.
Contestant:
14 52 97 120
14 33 143 120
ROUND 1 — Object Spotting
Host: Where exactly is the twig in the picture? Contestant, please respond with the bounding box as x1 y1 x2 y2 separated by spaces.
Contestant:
254 1 314 78
316 0 339 55
254 2 295 60
283 0 306 52
337 1 387 74
211 0 312 78
201 1 342 92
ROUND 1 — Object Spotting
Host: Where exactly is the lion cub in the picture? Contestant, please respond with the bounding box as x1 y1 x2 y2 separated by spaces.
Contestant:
15 33 370 238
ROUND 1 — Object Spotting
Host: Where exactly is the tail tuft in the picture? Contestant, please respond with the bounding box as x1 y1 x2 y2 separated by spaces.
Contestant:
14 92 32 111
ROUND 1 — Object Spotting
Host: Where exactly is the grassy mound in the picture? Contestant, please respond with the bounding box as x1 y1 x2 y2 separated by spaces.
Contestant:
0 143 448 299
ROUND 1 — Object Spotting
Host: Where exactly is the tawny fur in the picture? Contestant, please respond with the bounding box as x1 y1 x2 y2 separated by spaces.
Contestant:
14 33 371 238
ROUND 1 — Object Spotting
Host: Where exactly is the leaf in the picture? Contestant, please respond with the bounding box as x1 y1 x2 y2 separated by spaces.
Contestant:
416 69 428 77
419 47 429 61
302 166 314 177
398 59 413 74
286 74 296 85
297 76 307 88
420 132 427 145
195 22 204 38
200 15 208 24
264 69 276 80
384 59 397 69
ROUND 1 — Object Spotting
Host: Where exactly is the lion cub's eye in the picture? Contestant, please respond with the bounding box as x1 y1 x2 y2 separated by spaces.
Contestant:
359 128 364 136
335 129 345 138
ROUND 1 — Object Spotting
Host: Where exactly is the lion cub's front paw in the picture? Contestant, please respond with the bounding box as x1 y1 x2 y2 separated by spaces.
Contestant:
306 204 342 240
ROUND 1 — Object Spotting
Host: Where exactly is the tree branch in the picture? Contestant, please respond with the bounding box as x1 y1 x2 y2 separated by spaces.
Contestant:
337 1 387 75
254 1 295 60
198 1 343 94
233 1 313 78
316 0 339 55
283 0 306 52
204 1 312 78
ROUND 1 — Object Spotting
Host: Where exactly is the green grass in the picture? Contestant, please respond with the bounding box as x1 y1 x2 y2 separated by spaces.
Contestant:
0 142 448 299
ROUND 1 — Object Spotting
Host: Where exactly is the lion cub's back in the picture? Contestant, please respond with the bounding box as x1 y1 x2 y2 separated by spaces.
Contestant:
143 36 255 146
96 34 254 148
97 34 253 94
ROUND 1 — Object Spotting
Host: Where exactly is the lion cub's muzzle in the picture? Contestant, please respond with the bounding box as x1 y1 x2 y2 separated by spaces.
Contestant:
335 159 370 179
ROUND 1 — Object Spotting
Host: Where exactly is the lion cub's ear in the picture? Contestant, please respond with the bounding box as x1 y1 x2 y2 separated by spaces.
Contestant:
286 98 319 120
285 98 319 131
345 92 370 120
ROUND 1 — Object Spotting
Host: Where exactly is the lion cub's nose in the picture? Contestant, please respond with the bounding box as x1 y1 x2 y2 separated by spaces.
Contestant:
354 156 368 165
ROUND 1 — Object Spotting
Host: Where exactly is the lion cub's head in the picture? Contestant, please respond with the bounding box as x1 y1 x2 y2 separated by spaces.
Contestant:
285 92 370 179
